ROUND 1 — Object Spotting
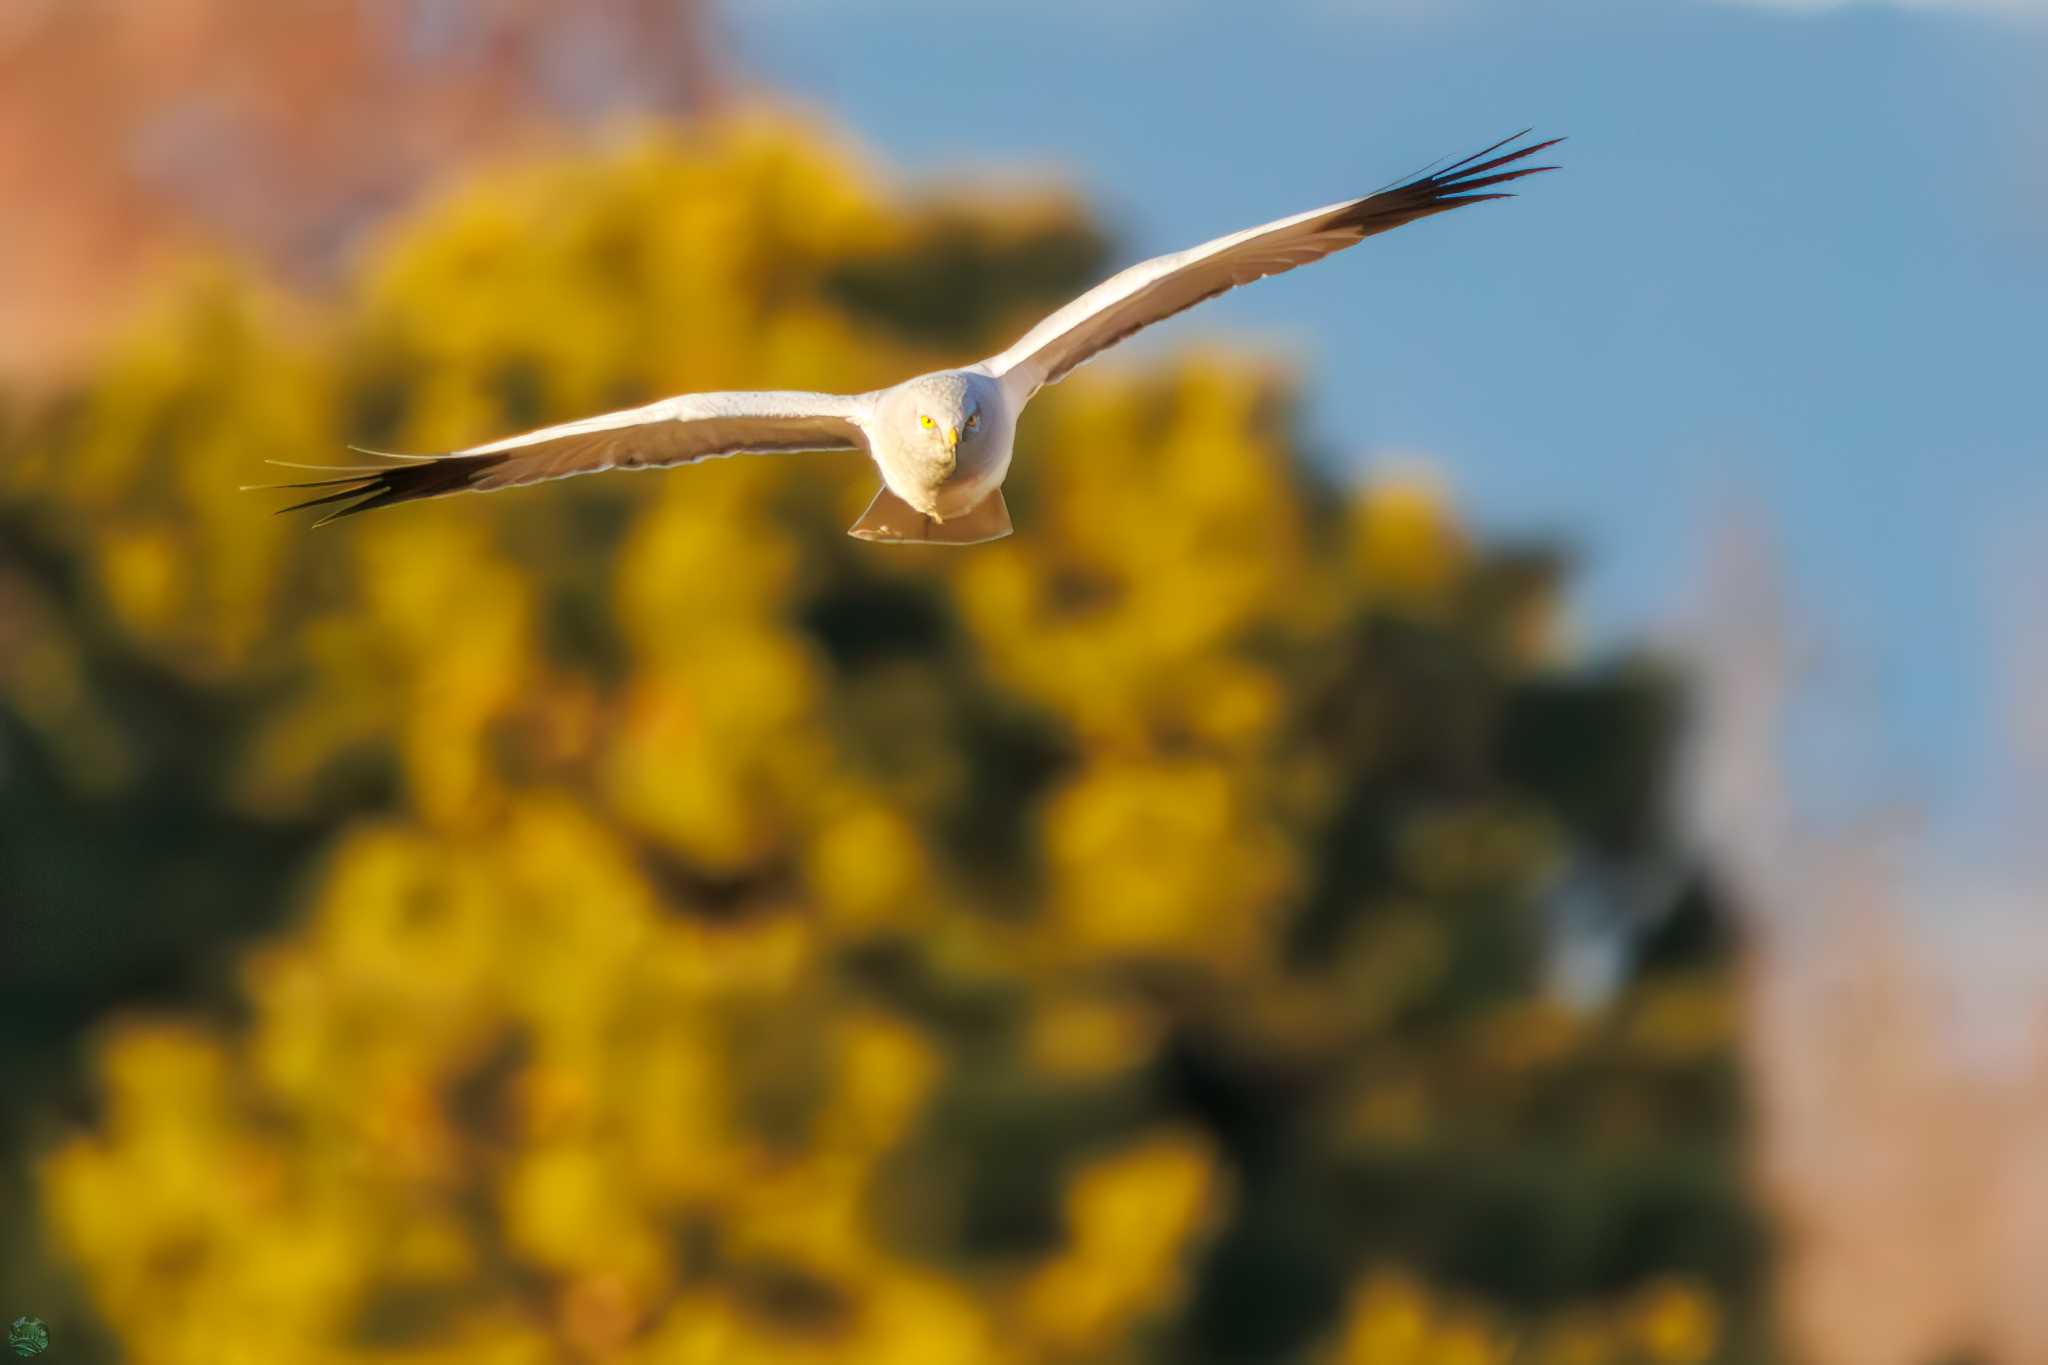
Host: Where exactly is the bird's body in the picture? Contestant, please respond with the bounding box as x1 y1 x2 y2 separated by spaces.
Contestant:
257 133 1560 542
869 369 1013 522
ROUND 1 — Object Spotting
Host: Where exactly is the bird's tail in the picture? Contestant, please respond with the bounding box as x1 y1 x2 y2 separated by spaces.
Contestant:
847 488 1013 546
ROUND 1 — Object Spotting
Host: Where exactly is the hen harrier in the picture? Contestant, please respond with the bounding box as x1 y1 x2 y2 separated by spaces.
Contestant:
258 132 1559 543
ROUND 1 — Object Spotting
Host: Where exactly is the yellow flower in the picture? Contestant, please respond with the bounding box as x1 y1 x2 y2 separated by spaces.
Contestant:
1625 978 1736 1062
1026 994 1164 1082
805 803 930 934
1350 467 1467 609
1042 759 1294 970
1328 1274 1515 1365
1019 1130 1224 1350
1632 1278 1721 1365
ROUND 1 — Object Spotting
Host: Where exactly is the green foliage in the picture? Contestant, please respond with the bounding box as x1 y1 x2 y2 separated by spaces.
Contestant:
0 116 1757 1365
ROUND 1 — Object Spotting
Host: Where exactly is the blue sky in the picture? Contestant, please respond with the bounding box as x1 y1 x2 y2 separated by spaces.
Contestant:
729 0 2048 836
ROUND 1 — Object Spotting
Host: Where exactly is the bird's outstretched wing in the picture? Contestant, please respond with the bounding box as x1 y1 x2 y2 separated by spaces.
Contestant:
254 390 874 525
978 132 1561 400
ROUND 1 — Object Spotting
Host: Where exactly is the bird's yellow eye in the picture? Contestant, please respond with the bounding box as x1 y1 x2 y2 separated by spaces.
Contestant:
967 412 980 430
920 414 935 430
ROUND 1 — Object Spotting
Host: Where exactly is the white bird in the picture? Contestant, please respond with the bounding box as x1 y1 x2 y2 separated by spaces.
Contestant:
258 133 1560 542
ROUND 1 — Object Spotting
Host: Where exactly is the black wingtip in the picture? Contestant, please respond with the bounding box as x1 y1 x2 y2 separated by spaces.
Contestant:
344 445 440 463
1434 129 1536 179
1436 132 1564 188
248 449 511 526
1339 131 1562 236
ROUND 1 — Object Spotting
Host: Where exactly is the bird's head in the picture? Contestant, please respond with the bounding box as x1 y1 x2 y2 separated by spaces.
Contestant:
889 372 989 465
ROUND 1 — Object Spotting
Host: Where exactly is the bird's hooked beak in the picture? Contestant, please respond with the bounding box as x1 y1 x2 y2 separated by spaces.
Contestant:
944 426 960 453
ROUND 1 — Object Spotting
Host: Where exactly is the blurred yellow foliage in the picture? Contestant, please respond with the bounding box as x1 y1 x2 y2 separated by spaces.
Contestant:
1623 976 1737 1063
1020 1131 1224 1351
1349 468 1467 611
1326 1274 1511 1365
6 116 1747 1365
1631 1278 1722 1365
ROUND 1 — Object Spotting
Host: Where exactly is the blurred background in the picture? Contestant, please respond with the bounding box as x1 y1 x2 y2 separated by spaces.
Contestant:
1 2 2043 1363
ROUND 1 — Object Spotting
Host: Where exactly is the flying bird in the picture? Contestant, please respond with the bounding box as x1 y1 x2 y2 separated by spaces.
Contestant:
256 132 1560 543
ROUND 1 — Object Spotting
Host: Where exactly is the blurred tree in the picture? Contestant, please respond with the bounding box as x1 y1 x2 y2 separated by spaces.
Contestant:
0 0 721 384
0 118 1761 1364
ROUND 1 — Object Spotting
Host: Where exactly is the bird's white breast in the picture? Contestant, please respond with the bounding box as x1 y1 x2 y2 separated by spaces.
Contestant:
869 378 1017 520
